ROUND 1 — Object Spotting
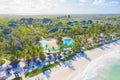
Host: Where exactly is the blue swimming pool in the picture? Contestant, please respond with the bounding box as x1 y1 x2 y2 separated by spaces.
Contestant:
63 38 74 46
40 38 74 52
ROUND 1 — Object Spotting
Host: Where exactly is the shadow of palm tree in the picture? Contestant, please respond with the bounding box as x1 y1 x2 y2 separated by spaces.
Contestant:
113 41 120 45
98 46 106 50
104 45 110 49
62 60 75 70
43 70 51 78
67 61 75 70
77 51 91 62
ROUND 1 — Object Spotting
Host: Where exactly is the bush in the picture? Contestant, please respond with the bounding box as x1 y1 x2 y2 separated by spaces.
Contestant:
12 77 22 80
25 68 42 77
43 62 59 71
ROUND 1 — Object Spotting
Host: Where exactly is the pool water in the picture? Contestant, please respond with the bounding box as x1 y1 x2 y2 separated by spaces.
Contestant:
40 39 53 47
40 39 59 52
63 38 74 47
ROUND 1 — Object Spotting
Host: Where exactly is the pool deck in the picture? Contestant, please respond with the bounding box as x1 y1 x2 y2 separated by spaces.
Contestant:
46 38 57 47
63 36 72 39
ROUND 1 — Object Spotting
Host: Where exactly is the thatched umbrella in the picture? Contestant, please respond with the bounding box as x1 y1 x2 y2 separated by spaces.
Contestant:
57 53 62 60
36 60 41 66
47 55 52 61
46 58 50 65
14 71 20 74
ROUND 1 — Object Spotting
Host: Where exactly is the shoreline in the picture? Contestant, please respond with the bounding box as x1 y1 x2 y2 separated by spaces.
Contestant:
28 40 120 80
72 48 120 80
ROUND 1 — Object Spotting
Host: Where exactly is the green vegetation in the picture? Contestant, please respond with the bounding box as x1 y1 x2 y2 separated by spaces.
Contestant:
0 15 120 62
0 59 5 65
12 77 22 80
0 15 120 79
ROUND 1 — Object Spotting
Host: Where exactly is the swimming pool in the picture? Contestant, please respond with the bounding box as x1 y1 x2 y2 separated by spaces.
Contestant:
40 39 59 52
40 38 74 52
40 39 53 47
63 38 74 46
63 38 74 50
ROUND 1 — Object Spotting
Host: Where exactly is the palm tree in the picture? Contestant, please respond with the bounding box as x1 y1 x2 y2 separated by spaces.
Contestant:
52 46 55 52
45 44 48 50
15 50 21 60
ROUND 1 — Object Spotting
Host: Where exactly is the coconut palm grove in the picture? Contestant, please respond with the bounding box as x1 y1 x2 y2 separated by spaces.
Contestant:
0 14 120 80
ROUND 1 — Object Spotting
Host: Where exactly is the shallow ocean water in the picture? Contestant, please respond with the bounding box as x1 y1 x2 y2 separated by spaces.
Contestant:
95 60 120 80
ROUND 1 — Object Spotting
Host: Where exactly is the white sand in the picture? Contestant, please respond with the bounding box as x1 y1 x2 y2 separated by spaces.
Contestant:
28 40 120 80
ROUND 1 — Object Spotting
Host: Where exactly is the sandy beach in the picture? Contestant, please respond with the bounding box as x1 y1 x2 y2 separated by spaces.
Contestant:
28 40 120 80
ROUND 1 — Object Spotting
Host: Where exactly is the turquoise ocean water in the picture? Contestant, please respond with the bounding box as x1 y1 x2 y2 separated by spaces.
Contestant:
95 59 120 80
